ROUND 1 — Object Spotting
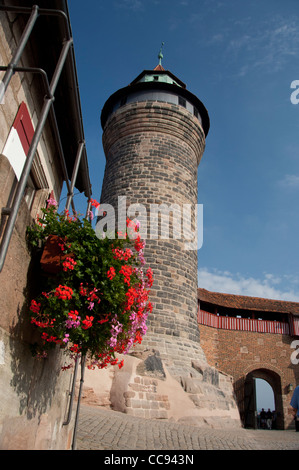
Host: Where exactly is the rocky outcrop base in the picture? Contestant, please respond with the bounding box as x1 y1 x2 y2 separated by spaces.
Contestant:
79 350 241 430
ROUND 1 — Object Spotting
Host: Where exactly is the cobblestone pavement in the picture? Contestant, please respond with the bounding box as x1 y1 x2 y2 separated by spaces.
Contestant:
76 405 299 451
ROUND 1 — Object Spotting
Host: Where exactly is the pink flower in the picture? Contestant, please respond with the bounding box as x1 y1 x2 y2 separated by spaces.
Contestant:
63 334 70 343
87 210 94 221
47 197 58 207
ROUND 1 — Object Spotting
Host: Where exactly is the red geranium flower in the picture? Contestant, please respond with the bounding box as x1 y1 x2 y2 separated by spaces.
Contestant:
107 267 116 280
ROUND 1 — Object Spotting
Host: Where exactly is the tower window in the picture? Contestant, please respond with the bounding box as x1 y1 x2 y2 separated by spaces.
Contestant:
120 96 127 107
153 76 159 81
194 107 199 118
178 96 186 108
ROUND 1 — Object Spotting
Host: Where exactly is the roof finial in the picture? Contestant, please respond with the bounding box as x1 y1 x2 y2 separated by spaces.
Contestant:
158 42 164 66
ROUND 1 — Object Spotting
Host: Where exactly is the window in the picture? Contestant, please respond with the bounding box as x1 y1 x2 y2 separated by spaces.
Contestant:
2 101 34 180
178 96 186 108
120 96 127 107
23 174 36 210
2 102 48 214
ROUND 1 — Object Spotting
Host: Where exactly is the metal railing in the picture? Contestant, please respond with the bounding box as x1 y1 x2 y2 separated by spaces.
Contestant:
198 309 291 335
0 4 91 271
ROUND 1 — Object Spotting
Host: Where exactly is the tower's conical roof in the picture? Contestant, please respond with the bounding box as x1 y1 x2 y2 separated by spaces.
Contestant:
101 47 210 137
130 68 186 88
153 63 165 71
130 44 186 88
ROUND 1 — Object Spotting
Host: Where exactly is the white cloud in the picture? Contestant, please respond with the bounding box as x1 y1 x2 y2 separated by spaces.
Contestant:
114 0 144 11
279 174 299 189
209 15 299 77
198 267 299 301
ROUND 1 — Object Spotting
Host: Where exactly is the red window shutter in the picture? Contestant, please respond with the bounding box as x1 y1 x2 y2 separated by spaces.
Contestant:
12 102 34 155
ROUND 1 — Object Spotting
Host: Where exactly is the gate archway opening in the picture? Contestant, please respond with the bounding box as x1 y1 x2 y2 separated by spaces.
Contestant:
255 378 275 428
242 368 284 429
256 378 275 410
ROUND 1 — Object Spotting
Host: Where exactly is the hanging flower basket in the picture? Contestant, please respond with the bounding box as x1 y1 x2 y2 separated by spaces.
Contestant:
40 234 70 274
26 197 153 371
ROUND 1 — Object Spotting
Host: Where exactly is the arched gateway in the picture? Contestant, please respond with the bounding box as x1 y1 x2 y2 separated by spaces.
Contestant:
235 367 283 429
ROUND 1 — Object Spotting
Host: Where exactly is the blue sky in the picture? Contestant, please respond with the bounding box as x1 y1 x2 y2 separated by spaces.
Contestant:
67 0 299 302
256 379 275 412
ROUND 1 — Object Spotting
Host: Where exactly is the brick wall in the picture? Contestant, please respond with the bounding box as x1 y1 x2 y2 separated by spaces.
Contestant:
124 376 170 419
198 321 299 428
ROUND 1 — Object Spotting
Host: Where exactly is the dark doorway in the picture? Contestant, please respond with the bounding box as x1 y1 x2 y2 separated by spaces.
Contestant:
244 373 256 428
243 369 284 429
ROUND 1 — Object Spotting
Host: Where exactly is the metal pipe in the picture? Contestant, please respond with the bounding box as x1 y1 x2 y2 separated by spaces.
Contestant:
0 64 76 214
0 4 72 104
85 199 92 220
0 3 91 203
63 356 79 426
0 5 71 40
0 97 54 271
0 5 39 104
0 38 73 273
65 141 85 213
71 355 86 451
47 105 76 214
49 40 73 96
0 65 52 98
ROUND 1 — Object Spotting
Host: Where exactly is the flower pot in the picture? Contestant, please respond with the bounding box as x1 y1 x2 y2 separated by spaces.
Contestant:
40 234 68 274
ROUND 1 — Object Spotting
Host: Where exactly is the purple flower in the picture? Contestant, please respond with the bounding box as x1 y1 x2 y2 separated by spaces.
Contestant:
63 334 70 343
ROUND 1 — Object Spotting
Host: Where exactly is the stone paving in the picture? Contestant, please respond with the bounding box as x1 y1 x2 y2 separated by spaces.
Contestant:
76 405 299 451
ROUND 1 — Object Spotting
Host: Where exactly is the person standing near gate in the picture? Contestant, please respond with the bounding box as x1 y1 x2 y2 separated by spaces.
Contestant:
266 408 273 430
260 408 266 429
290 385 299 432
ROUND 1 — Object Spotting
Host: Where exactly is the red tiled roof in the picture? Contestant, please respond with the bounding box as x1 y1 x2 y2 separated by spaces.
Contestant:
153 64 165 71
197 287 299 316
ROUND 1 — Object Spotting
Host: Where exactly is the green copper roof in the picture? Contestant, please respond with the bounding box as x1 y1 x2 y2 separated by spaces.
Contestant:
130 43 186 88
136 72 183 87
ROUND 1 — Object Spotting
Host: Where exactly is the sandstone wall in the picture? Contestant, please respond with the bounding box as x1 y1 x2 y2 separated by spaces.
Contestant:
0 9 74 450
81 351 241 429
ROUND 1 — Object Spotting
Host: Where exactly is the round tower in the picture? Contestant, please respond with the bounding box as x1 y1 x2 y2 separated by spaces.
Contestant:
100 57 210 378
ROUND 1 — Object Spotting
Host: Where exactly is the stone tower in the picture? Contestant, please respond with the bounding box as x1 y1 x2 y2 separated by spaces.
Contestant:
97 55 240 427
100 58 209 377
